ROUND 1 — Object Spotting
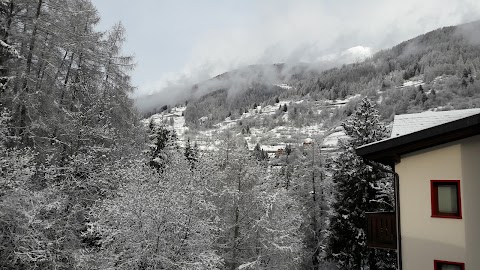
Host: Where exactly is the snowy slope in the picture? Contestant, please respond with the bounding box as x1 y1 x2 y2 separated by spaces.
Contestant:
144 94 361 155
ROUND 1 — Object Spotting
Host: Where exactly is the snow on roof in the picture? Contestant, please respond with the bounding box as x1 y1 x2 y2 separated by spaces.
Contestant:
391 108 480 138
261 144 286 152
303 138 313 144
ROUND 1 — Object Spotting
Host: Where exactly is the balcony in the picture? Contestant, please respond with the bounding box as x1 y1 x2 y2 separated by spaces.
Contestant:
366 212 397 249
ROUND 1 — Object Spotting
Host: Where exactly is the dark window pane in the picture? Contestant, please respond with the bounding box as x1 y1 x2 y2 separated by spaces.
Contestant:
440 264 462 270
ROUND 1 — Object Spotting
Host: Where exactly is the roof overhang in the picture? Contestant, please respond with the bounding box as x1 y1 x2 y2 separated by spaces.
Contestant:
356 113 480 165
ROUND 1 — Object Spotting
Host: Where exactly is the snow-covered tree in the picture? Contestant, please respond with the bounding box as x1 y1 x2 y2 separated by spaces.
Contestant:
206 133 305 270
285 140 332 269
0 1 143 268
184 138 199 170
248 176 305 269
253 143 268 161
146 121 177 172
0 109 59 268
326 98 396 270
88 150 223 270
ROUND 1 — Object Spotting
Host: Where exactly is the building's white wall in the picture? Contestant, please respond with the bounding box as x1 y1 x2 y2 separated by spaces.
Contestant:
460 135 480 269
396 142 466 270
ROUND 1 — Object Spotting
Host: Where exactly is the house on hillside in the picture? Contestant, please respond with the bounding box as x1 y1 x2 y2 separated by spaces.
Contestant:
260 145 286 159
356 108 480 270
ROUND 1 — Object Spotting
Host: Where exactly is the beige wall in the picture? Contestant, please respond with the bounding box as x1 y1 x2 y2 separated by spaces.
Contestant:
460 135 480 269
396 141 467 270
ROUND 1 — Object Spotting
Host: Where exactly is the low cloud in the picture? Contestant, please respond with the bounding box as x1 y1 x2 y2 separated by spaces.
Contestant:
134 0 480 110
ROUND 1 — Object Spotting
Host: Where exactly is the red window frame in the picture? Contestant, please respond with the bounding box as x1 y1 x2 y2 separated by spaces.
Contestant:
434 259 465 270
430 180 462 219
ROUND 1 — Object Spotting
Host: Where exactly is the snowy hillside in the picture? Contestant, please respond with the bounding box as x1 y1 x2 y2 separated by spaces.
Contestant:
144 94 360 154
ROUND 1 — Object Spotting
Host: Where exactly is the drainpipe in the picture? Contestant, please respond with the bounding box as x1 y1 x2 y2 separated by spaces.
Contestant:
393 170 402 270
365 161 402 270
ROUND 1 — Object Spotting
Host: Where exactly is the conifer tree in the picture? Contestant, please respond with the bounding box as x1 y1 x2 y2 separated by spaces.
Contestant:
253 143 268 161
184 138 199 170
147 121 177 172
326 98 396 270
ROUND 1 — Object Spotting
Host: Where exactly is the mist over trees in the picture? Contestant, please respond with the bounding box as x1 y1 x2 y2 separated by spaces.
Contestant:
152 20 480 128
184 83 285 128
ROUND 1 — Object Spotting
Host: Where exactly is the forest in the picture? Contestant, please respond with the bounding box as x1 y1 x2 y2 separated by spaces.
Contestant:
1 1 479 270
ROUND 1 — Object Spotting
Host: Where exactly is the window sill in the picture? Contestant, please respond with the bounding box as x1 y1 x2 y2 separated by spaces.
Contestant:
431 214 462 219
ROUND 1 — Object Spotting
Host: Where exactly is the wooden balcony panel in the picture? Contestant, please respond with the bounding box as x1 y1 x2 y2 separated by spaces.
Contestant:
366 212 397 250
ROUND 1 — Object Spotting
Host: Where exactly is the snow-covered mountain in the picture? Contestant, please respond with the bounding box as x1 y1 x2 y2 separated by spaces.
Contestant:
143 20 480 157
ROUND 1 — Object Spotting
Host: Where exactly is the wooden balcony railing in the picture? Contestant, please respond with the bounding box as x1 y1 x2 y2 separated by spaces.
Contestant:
366 212 397 249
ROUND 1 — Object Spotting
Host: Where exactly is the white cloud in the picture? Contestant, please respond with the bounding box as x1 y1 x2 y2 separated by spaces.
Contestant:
341 46 373 62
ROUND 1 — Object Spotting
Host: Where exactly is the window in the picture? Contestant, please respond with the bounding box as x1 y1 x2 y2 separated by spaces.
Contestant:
431 180 462 219
434 260 465 270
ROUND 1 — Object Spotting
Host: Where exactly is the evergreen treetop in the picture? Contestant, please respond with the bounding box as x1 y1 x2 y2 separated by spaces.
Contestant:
327 97 396 270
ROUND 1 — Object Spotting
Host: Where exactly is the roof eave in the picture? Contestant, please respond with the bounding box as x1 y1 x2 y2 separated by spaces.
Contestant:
356 114 480 165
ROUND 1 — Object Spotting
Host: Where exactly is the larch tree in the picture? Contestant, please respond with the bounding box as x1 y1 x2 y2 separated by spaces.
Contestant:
0 0 142 268
286 140 332 269
207 132 305 270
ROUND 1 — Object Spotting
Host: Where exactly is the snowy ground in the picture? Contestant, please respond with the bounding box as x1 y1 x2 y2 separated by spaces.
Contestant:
398 78 425 89
325 94 361 107
275 83 293 90
322 129 348 148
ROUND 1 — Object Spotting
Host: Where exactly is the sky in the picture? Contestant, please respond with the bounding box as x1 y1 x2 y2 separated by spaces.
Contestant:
91 0 480 98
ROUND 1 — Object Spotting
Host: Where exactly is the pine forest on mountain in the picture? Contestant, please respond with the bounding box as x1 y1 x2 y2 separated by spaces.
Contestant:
1 0 480 269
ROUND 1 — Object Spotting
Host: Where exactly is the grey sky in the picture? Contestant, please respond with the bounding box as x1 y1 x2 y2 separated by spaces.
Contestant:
92 0 480 97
